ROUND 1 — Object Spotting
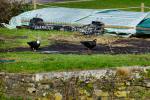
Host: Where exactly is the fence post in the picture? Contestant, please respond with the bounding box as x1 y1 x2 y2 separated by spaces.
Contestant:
32 0 37 9
141 3 144 12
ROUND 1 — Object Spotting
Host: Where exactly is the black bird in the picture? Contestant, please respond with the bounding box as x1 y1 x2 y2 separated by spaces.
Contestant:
80 39 97 50
27 40 40 51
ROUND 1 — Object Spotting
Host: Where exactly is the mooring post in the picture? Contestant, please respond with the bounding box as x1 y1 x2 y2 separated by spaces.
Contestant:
141 3 144 12
32 0 37 9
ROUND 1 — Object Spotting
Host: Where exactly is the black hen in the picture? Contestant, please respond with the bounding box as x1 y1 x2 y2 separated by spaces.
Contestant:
27 40 40 51
80 39 97 50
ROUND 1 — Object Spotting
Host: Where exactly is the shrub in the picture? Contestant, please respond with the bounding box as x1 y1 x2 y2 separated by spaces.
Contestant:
0 0 32 23
116 68 131 78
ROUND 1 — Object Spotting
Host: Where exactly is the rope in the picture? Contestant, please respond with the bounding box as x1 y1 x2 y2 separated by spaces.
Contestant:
114 7 141 10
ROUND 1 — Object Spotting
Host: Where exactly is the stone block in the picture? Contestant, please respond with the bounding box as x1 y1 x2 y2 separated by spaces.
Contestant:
144 80 150 88
118 86 126 90
101 97 108 100
28 83 35 87
114 91 127 97
55 93 62 100
40 97 49 100
125 82 130 86
94 90 109 97
27 87 36 94
39 85 50 90
87 97 93 100
80 96 87 100
79 89 85 95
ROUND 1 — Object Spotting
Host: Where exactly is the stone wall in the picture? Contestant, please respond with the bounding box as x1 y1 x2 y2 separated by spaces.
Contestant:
0 67 150 100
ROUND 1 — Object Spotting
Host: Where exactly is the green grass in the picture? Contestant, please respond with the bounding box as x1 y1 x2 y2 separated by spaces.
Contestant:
1 52 150 73
37 0 150 12
0 28 72 49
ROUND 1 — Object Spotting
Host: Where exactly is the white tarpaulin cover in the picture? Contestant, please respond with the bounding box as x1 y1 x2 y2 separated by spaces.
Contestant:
3 7 150 35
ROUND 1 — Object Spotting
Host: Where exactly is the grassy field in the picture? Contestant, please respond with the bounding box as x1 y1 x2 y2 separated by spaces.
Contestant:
1 52 150 73
37 0 150 12
0 28 72 49
0 28 150 73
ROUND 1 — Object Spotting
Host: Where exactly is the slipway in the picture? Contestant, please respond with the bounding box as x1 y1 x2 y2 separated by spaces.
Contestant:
3 7 150 36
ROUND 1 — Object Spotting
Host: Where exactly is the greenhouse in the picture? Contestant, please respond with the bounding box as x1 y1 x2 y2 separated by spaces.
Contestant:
3 7 150 36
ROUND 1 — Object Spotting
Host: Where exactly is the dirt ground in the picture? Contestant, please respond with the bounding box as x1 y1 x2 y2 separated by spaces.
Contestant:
42 38 150 54
1 36 150 54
